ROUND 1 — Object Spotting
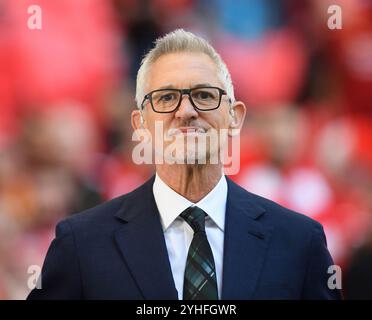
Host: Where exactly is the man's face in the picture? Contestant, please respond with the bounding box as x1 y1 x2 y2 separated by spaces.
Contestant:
132 52 243 165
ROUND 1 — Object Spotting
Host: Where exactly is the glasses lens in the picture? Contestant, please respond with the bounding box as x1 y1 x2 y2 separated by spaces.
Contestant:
191 87 220 110
151 90 181 112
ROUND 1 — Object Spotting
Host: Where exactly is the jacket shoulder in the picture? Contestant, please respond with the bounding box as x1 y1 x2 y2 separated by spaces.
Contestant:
253 191 322 229
227 177 323 232
59 176 154 232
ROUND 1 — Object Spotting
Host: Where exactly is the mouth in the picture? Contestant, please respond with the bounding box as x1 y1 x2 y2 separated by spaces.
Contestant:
168 127 206 136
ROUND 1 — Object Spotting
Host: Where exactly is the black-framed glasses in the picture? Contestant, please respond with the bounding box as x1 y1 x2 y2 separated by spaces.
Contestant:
141 86 229 113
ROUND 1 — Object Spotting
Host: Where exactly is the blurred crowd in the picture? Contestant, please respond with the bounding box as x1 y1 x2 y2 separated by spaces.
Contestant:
0 0 371 299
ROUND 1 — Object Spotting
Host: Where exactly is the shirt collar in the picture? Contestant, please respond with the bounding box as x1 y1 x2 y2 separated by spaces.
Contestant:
153 173 227 232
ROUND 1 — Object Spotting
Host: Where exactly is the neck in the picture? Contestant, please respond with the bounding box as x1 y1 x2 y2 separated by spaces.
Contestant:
156 164 223 203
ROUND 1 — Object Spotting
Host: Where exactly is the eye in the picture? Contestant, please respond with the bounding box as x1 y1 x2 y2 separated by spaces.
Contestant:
158 93 177 102
193 90 214 100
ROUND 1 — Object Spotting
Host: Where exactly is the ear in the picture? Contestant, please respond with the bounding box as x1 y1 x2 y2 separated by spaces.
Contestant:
131 109 145 131
228 101 246 137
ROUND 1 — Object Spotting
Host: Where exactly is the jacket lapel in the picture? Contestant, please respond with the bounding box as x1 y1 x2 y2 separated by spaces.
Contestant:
221 178 273 300
113 176 178 299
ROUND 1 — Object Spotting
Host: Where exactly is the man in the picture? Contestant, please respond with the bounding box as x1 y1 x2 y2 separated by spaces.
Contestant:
28 29 341 300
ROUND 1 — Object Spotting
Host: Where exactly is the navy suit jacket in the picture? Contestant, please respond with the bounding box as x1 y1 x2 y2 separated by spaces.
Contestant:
27 175 341 300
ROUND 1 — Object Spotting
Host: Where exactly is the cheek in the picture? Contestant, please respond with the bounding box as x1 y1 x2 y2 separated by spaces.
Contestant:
147 115 174 134
162 117 176 130
206 113 230 129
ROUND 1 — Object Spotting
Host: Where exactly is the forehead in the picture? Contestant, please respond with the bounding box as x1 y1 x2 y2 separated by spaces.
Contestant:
146 52 222 91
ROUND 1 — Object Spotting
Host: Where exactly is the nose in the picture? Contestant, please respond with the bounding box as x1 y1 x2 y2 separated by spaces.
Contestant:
174 94 199 121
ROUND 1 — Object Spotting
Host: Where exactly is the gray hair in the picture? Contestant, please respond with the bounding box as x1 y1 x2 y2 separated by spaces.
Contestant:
135 29 235 109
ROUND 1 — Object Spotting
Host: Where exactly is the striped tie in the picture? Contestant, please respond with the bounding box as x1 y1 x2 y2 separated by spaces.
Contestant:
180 206 218 300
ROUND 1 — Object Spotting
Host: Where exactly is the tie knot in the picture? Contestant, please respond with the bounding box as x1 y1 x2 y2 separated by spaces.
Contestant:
180 206 206 233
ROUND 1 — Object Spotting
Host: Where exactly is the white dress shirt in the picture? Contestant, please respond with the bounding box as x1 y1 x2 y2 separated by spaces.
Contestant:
153 173 227 300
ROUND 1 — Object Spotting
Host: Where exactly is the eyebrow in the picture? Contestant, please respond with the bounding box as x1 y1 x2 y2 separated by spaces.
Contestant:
157 83 216 90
